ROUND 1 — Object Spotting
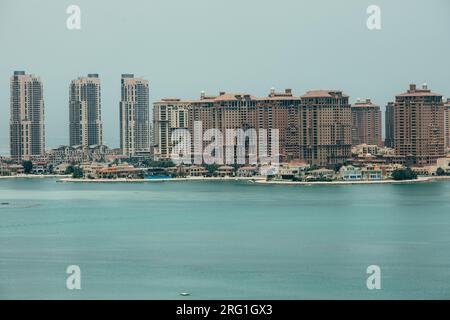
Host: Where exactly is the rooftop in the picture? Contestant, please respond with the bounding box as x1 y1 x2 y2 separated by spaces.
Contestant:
201 92 259 102
397 83 442 97
352 98 379 107
301 90 348 98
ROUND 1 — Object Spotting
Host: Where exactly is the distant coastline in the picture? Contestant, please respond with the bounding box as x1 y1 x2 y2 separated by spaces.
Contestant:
0 174 70 180
254 176 435 185
54 176 445 185
3 174 450 186
57 176 261 183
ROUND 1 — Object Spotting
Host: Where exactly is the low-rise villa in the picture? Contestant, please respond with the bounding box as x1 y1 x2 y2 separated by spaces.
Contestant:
216 166 234 177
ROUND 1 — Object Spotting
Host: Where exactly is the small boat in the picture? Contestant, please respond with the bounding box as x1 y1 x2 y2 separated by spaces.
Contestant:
0 202 9 205
179 292 190 296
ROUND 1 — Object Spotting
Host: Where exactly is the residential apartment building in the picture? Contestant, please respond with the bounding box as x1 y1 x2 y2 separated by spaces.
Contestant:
384 102 395 148
154 89 356 166
153 89 301 163
299 90 352 166
392 84 445 166
257 89 301 161
119 74 150 157
69 74 103 147
153 98 190 160
445 98 450 150
188 89 301 163
351 98 382 146
10 71 45 161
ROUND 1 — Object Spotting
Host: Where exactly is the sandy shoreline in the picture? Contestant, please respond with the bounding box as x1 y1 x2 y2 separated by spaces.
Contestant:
55 175 445 185
254 176 434 185
0 174 70 180
3 174 449 185
57 176 264 183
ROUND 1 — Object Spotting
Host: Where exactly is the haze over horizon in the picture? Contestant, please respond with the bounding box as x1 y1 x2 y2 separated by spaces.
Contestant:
1 0 449 156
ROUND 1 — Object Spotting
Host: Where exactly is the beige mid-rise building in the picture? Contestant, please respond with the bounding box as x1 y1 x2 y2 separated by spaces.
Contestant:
154 89 354 166
119 74 150 157
188 89 301 163
299 90 352 166
10 71 45 161
351 98 382 147
393 84 445 166
69 74 103 147
153 89 302 163
153 98 190 160
445 98 450 150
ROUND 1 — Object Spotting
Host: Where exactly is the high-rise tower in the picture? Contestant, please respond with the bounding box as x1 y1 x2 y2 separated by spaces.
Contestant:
69 74 103 147
393 84 445 166
10 71 45 160
119 74 150 156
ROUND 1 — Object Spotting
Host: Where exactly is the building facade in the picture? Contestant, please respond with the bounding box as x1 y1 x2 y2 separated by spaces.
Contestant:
384 102 395 148
299 90 352 166
351 98 382 147
153 98 190 160
10 71 45 161
154 89 355 166
69 74 103 147
188 89 301 163
393 84 445 166
445 98 450 150
153 89 301 163
119 74 150 157
45 144 113 165
256 89 301 162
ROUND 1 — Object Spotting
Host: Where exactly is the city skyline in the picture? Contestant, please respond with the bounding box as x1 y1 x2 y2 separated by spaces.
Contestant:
2 1 450 304
2 72 448 156
3 71 449 164
6 70 447 170
1 0 450 155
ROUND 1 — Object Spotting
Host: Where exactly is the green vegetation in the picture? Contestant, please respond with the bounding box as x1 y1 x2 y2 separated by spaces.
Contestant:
22 160 33 174
204 164 219 177
64 166 75 175
305 177 333 182
121 157 176 168
391 168 417 181
143 160 176 168
72 167 84 178
65 165 84 178
170 171 186 178
436 167 448 176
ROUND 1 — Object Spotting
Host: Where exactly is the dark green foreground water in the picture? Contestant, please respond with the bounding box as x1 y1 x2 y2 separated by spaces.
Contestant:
1 178 450 299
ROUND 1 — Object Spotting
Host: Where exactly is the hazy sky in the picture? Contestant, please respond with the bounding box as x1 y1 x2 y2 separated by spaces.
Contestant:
1 0 449 155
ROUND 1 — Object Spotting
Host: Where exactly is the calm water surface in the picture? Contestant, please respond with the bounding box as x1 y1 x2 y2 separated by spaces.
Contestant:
1 178 450 299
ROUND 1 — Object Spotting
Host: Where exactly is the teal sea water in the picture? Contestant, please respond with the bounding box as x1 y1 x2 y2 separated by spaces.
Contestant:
1 178 450 299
